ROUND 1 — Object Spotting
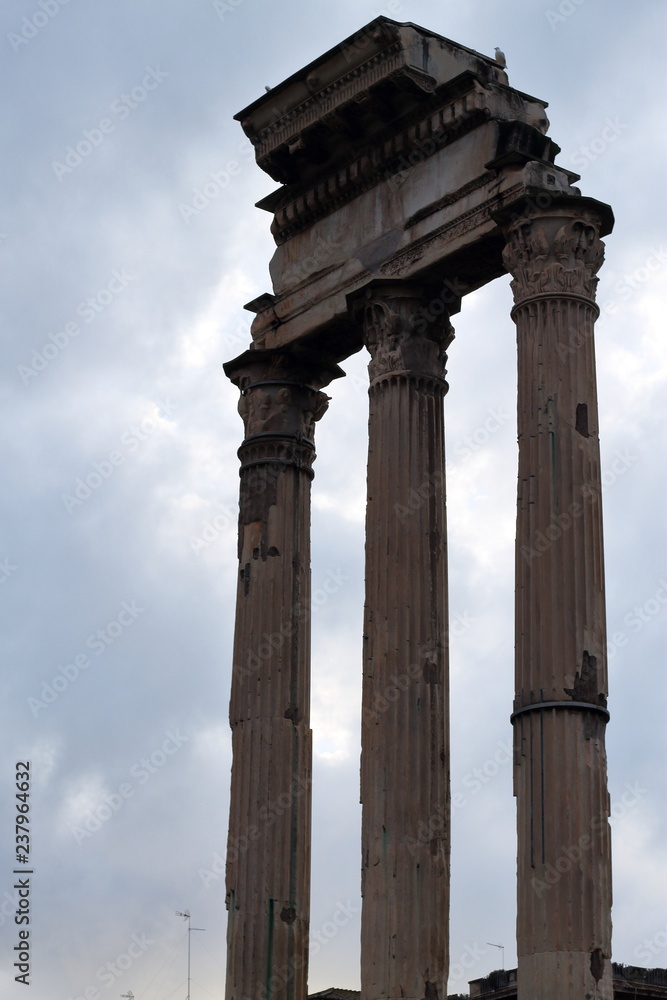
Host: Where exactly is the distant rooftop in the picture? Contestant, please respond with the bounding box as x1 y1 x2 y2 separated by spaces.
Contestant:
466 964 667 998
308 965 667 1000
309 990 360 1000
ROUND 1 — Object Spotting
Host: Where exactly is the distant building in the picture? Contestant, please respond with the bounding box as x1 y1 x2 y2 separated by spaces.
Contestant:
309 992 361 1000
309 966 667 1000
463 965 667 998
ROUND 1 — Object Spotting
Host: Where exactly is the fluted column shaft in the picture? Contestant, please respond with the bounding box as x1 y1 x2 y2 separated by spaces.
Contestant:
352 283 452 1000
502 202 614 999
224 348 339 1000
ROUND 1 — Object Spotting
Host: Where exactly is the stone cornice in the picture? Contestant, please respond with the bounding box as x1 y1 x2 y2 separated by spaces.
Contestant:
235 17 517 186
256 90 558 246
252 45 406 165
263 82 491 243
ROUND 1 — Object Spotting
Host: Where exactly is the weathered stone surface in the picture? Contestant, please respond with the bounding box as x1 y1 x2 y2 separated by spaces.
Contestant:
236 19 511 185
236 18 566 362
350 282 451 1000
226 18 615 1000
224 349 342 1000
499 200 614 1000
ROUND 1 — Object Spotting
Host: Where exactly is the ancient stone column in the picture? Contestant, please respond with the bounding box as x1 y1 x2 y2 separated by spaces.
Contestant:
351 281 453 1000
501 198 614 999
223 347 341 1000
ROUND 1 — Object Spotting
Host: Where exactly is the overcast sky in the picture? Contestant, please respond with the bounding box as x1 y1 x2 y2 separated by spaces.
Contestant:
1 1 666 998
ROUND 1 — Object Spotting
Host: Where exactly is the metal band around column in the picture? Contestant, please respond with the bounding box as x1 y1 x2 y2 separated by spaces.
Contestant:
510 700 610 724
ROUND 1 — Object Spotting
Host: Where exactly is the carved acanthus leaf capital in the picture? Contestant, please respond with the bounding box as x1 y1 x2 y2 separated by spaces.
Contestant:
353 286 454 383
502 215 605 303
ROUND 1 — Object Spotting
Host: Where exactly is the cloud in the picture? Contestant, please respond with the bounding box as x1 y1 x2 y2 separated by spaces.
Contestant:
1 2 664 996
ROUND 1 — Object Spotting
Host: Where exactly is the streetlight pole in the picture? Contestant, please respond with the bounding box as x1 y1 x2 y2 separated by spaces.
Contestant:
486 942 505 970
176 910 205 1000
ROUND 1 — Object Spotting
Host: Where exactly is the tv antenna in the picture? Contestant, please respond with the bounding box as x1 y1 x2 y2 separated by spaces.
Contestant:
176 910 206 999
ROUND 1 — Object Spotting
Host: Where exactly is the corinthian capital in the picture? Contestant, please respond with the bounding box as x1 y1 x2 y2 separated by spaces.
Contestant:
349 282 454 384
224 347 342 442
237 382 329 439
502 209 606 304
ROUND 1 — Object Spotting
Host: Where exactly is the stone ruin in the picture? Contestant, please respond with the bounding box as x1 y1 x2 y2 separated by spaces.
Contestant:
223 18 614 1000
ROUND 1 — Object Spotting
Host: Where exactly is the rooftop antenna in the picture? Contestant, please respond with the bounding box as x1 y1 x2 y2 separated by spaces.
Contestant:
486 942 505 969
176 910 206 1000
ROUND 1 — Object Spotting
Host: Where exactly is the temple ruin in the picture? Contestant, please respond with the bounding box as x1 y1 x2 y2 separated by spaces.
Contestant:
224 18 614 1000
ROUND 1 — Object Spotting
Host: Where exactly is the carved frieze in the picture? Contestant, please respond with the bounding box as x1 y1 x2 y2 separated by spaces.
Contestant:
266 92 489 244
502 215 605 302
379 182 525 279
